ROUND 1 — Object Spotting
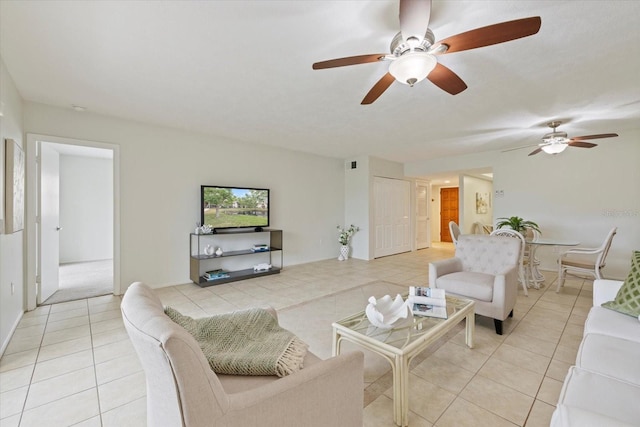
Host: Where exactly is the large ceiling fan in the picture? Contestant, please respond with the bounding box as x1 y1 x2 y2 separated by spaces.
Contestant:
312 0 541 104
526 121 619 156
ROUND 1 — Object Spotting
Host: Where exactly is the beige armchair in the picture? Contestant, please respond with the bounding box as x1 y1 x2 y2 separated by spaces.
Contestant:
121 282 364 427
557 227 617 292
429 235 522 334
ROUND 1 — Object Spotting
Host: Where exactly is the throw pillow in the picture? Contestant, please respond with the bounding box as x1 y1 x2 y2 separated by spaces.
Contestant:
602 250 640 317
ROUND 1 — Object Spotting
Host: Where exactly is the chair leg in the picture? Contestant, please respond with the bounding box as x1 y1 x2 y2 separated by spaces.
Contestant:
493 319 503 335
556 265 564 293
509 310 514 318
520 266 529 297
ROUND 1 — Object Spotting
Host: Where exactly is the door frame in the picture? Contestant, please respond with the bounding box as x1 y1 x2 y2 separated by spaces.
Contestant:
415 180 430 250
26 134 121 311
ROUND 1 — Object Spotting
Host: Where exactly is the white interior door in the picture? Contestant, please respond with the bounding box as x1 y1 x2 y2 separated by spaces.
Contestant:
416 182 430 249
374 177 411 258
39 143 61 303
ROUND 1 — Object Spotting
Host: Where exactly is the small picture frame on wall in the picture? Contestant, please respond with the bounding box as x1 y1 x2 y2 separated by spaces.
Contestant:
5 138 25 233
476 192 488 214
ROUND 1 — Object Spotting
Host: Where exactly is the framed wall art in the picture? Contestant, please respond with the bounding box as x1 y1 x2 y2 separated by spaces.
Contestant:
476 192 488 214
5 138 25 233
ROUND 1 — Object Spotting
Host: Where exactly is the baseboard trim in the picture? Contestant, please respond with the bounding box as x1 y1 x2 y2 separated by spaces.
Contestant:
0 310 24 358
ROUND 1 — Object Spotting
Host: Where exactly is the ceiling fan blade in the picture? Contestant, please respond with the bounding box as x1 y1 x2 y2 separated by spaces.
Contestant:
434 16 541 54
528 147 543 156
361 73 395 105
568 141 597 149
501 144 538 153
570 133 618 140
312 54 386 70
427 62 467 95
399 0 431 44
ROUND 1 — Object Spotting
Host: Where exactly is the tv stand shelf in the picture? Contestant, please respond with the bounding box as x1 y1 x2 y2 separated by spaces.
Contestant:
189 229 282 287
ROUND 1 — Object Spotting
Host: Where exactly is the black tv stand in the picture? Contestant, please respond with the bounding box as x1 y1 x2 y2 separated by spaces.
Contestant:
190 229 282 287
254 227 264 232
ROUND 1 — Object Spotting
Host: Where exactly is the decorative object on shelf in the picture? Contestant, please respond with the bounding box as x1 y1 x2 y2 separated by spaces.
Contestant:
337 224 359 260
253 263 272 271
195 222 202 234
495 216 541 234
200 224 212 234
204 244 214 256
215 247 223 256
365 294 413 330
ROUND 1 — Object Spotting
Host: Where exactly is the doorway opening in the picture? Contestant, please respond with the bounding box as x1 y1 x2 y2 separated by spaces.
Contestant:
26 134 120 310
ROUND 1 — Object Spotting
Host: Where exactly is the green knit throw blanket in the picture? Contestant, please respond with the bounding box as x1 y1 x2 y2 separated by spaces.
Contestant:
164 306 308 377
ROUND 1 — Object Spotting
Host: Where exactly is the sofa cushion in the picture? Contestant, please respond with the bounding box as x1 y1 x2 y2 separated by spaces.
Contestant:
584 306 640 343
602 250 640 317
551 404 638 427
435 271 495 302
576 333 640 385
555 366 640 426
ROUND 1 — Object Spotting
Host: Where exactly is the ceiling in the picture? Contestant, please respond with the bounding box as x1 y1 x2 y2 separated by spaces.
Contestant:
1 1 639 163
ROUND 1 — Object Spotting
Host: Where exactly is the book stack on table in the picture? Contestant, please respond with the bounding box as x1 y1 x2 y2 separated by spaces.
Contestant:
251 244 270 252
203 269 230 281
408 286 447 319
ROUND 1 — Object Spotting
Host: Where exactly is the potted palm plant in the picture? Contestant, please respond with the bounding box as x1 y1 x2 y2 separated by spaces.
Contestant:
495 216 541 234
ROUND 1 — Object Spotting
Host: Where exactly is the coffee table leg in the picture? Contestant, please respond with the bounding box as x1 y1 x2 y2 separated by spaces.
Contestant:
332 328 340 357
465 310 475 348
393 355 410 427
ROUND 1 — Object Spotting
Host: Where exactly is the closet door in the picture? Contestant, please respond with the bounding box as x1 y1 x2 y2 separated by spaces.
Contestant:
374 177 411 258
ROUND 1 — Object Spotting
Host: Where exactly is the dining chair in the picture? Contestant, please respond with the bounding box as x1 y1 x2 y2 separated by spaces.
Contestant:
490 229 528 296
471 222 488 234
449 221 461 245
557 227 617 292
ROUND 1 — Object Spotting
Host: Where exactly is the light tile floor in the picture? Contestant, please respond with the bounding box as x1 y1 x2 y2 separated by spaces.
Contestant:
0 244 593 426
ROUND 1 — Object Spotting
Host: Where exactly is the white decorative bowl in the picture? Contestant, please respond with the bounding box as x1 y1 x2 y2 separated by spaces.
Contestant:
365 294 413 330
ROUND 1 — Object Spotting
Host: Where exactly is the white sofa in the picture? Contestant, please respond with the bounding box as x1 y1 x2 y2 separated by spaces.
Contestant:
551 279 640 426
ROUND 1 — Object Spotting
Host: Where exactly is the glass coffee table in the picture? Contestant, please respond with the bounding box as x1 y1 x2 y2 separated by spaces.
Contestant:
332 295 474 427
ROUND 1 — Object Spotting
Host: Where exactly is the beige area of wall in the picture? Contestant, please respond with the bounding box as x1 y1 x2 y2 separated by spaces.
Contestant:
24 102 346 293
406 134 640 279
0 58 25 354
461 175 493 233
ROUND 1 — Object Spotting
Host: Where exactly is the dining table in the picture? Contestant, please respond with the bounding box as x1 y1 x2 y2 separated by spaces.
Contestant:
525 238 580 289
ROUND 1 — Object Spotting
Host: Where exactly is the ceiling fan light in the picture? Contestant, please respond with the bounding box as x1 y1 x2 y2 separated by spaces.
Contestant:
541 143 568 154
389 52 437 86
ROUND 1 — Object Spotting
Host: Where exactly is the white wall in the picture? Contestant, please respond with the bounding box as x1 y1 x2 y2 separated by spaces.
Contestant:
24 102 345 293
407 134 640 279
344 156 406 260
59 155 113 263
0 58 25 354
461 175 493 233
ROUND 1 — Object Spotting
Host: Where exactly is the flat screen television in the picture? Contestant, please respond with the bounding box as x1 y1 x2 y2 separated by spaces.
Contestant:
201 185 269 231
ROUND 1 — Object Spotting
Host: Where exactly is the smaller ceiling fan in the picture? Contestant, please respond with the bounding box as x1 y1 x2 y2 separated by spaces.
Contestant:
527 121 618 156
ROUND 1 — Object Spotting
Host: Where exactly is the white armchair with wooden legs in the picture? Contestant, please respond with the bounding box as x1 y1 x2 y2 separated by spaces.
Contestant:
429 235 522 335
556 227 617 293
